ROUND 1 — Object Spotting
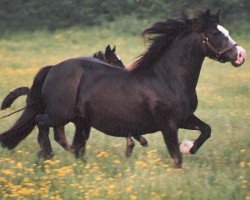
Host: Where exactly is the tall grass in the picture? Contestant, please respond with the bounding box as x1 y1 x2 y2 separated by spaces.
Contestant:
0 27 249 200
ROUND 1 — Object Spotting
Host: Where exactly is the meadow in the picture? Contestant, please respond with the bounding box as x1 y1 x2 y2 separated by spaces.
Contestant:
0 27 249 200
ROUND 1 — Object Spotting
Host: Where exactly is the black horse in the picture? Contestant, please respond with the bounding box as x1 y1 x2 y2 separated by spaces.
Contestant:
0 10 246 167
0 45 148 156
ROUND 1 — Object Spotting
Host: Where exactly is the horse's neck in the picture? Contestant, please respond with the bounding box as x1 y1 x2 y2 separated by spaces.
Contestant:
153 33 205 92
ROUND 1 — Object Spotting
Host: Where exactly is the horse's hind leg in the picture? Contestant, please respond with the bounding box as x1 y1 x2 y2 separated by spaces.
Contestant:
125 137 135 157
53 126 73 153
71 119 90 159
180 114 211 154
133 135 148 147
37 125 54 160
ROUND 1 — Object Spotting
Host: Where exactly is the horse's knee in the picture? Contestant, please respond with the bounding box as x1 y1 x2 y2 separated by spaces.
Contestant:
202 125 211 139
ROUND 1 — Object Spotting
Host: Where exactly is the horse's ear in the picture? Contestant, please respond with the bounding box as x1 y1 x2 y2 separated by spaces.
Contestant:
112 46 116 53
181 9 189 21
106 45 111 52
193 9 211 32
204 9 211 18
105 45 111 58
215 10 221 23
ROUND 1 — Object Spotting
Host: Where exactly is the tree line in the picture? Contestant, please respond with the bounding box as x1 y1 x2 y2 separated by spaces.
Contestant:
0 0 249 32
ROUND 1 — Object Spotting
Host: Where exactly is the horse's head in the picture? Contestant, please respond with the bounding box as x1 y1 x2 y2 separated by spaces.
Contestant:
104 45 125 68
192 10 246 67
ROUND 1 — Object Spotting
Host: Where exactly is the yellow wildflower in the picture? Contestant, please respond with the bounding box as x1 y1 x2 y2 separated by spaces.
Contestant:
240 149 246 153
240 162 246 168
1 169 13 175
135 160 147 168
54 166 72 175
114 159 121 164
16 162 23 169
126 186 132 192
109 184 115 189
96 151 110 158
16 188 36 195
129 194 137 200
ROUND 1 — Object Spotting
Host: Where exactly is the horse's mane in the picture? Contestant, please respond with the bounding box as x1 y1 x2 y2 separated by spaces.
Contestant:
129 18 192 71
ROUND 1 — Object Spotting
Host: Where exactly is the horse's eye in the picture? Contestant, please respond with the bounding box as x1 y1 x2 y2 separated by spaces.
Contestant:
211 30 221 35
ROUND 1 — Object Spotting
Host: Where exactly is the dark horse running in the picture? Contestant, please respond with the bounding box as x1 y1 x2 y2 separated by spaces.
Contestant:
0 10 246 167
1 45 148 156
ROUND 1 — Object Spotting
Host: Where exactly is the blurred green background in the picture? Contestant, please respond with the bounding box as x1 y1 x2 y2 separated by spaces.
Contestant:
0 0 250 34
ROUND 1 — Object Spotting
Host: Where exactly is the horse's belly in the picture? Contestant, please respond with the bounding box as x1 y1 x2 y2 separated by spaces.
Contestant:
90 107 156 137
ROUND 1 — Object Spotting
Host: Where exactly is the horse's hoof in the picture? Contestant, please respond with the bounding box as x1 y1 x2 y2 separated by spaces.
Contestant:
45 152 54 159
139 137 148 147
189 148 196 154
76 156 87 163
36 151 43 160
172 158 182 168
140 141 148 147
36 151 54 160
74 149 86 160
125 150 132 157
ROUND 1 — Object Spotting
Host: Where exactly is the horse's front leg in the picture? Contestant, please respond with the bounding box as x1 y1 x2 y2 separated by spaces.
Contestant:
133 135 148 147
161 122 182 168
180 114 211 154
53 126 73 153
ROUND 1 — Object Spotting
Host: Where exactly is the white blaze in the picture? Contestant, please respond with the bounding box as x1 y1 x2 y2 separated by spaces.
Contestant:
217 24 236 45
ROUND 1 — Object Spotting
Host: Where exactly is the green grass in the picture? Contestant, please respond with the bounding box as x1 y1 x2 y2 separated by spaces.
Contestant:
0 27 249 200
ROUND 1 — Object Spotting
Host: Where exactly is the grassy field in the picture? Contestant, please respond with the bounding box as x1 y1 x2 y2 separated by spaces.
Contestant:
0 27 249 200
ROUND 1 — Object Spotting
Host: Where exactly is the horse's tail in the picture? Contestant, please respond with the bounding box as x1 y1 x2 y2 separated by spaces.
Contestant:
0 66 52 149
1 87 30 110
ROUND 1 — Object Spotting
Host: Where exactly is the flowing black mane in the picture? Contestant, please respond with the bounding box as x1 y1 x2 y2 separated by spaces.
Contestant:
130 18 192 70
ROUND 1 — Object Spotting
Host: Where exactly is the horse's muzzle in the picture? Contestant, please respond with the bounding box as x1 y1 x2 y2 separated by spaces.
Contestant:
231 46 247 67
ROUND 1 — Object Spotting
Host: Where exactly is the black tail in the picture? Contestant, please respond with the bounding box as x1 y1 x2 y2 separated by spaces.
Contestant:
0 66 52 149
1 87 30 110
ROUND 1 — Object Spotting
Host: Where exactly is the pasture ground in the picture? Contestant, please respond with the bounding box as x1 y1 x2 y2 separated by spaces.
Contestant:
0 28 249 200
